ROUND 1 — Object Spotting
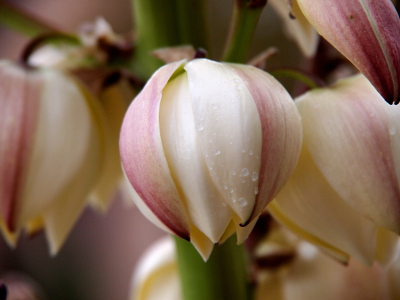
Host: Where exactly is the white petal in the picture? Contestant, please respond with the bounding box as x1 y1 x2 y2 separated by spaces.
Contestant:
184 59 263 224
271 144 380 265
159 73 232 243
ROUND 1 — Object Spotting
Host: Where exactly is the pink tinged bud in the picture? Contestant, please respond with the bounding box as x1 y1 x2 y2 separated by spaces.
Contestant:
297 0 400 104
271 74 400 265
0 61 105 254
120 59 302 259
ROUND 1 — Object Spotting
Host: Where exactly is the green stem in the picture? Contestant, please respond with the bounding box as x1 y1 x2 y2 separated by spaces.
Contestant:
174 235 250 300
130 0 208 79
0 1 59 37
221 0 267 63
175 0 209 50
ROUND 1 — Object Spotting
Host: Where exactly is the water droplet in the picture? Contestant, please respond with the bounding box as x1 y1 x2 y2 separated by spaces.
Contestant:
211 162 215 165
254 187 259 195
238 198 247 207
230 188 234 194
209 139 213 143
242 168 249 177
252 172 258 181
231 171 236 176
390 127 397 135
236 85 242 90
222 202 227 207
223 185 228 190
229 141 233 145
208 166 213 171
196 124 204 131
205 154 209 158
241 149 246 153
212 104 217 109
214 149 221 155
234 78 241 84
231 198 237 203
249 150 253 155
213 132 217 136
241 179 246 183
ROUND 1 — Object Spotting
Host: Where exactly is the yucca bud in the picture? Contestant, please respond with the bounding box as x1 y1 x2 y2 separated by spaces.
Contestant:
120 58 302 259
0 61 105 254
270 74 400 265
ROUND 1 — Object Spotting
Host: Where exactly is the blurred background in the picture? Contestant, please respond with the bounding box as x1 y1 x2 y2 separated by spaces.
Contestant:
0 1 304 299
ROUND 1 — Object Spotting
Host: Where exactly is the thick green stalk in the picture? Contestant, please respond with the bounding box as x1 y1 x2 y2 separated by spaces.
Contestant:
0 1 58 37
175 0 209 51
174 235 250 300
222 0 267 63
131 0 180 79
130 0 209 79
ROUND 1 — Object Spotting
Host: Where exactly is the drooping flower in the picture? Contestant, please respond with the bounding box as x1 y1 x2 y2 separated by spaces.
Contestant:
270 74 400 265
296 0 400 104
120 58 302 259
0 61 106 254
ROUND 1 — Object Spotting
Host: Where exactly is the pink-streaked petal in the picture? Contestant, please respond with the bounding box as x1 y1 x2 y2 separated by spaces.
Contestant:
269 0 319 57
120 61 191 240
232 64 302 223
184 59 263 225
270 144 379 265
297 0 400 104
297 74 400 233
0 61 41 231
159 73 233 243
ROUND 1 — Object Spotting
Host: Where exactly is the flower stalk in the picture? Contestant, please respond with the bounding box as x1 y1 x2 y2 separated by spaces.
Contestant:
222 0 267 63
174 235 250 300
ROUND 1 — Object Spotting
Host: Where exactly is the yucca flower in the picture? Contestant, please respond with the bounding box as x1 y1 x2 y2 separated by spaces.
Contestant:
120 58 302 259
270 74 400 265
0 61 106 254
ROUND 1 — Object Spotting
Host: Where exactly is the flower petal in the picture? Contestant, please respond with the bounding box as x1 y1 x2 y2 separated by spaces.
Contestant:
120 61 191 240
159 72 233 243
184 59 263 225
232 63 302 223
270 143 379 265
297 74 400 233
269 0 319 57
297 0 400 104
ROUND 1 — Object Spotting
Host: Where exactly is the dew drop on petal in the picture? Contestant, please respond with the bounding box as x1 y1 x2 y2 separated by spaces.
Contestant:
390 127 397 135
212 104 217 109
223 185 228 190
241 149 246 153
254 187 259 195
231 171 236 176
236 85 242 90
209 139 213 143
208 166 213 171
252 172 258 181
230 188 234 194
214 149 221 155
242 168 249 177
222 202 227 207
238 198 247 207
249 150 253 155
196 124 204 131
232 198 237 203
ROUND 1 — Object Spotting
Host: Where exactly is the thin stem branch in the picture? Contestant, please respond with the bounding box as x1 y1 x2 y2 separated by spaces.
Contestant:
221 0 267 63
